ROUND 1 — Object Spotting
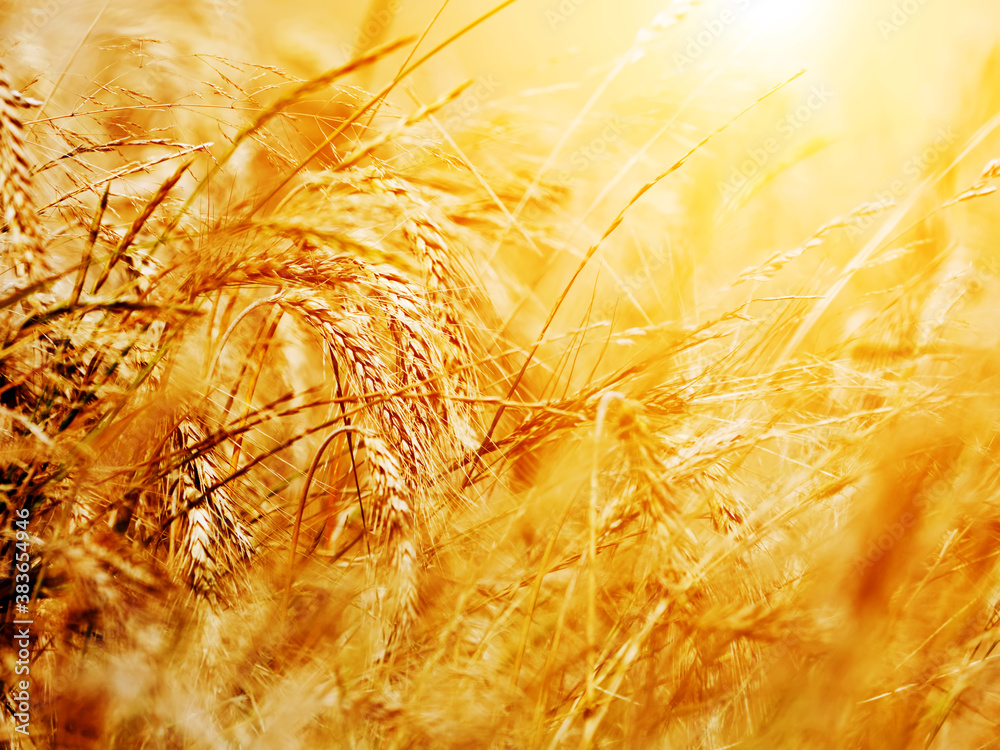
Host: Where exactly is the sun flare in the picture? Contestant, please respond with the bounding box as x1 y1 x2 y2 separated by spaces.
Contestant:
734 0 833 59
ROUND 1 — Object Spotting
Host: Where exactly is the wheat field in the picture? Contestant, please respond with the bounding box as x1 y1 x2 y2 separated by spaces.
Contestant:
2 1 1000 747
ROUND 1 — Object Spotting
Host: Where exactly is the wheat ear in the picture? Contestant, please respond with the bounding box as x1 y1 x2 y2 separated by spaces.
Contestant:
165 416 254 598
365 435 420 643
0 61 43 279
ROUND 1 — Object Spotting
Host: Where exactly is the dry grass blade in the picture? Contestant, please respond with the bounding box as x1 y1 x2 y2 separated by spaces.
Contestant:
91 157 193 294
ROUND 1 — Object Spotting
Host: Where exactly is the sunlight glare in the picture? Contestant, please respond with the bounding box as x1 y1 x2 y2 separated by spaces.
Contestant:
739 0 830 45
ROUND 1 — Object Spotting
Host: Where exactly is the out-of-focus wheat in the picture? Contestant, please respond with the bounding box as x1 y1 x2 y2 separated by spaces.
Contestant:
2 3 1000 749
0 60 42 279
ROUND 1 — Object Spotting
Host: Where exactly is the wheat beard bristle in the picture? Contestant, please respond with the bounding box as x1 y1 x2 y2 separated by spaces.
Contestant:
0 59 44 278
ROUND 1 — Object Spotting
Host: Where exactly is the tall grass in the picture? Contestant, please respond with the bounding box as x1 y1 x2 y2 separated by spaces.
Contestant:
2 1 1000 748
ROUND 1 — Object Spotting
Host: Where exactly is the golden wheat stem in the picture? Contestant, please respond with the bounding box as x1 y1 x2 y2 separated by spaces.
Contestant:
283 426 356 621
226 308 285 474
208 295 283 378
71 183 110 306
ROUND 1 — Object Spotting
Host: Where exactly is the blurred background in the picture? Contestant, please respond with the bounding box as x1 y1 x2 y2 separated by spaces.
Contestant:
234 0 1000 342
3 0 999 352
